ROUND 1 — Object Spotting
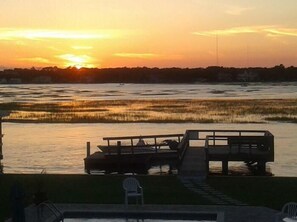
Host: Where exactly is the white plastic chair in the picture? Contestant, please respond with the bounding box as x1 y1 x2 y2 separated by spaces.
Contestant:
123 177 144 205
275 202 297 222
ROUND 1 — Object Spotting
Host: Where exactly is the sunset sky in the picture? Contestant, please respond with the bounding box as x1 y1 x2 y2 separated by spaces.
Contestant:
0 0 296 68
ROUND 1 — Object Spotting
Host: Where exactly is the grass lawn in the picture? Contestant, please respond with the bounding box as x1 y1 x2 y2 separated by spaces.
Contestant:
1 174 297 221
208 176 297 210
0 174 208 221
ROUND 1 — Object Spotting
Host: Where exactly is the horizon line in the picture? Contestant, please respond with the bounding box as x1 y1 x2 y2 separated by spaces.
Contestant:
0 64 291 71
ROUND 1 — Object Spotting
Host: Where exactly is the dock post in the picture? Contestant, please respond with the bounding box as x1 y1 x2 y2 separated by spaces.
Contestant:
0 117 3 160
222 160 228 175
117 141 121 156
257 161 266 175
86 142 91 174
86 142 91 157
206 160 209 174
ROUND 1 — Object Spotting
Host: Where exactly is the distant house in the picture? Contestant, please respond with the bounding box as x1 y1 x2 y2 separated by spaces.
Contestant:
0 78 7 84
33 76 52 84
81 76 95 83
237 71 259 82
8 78 22 84
3 70 18 75
194 78 208 83
217 72 233 82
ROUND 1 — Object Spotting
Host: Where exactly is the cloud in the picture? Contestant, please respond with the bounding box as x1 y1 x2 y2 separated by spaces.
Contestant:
193 26 267 36
72 46 93 50
225 6 253 16
114 53 159 59
0 28 116 41
193 26 297 37
264 28 297 37
18 57 50 64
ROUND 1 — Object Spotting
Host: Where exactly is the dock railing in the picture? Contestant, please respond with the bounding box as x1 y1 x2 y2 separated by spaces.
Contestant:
176 129 274 175
178 129 274 162
101 130 274 161
102 134 184 155
177 132 189 162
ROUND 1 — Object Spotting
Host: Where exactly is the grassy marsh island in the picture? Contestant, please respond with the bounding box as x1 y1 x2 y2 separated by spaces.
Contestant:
1 98 297 123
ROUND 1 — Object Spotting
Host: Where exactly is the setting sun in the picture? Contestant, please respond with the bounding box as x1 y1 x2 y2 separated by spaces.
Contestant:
58 54 95 68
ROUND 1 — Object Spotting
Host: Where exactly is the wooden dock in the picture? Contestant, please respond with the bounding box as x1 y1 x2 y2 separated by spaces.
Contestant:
84 130 274 176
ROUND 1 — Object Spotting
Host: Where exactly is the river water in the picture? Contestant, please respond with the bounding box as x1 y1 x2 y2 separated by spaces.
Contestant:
1 122 297 176
0 83 297 176
0 82 297 103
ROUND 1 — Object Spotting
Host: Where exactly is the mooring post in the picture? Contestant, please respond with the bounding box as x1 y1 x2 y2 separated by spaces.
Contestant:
86 142 91 157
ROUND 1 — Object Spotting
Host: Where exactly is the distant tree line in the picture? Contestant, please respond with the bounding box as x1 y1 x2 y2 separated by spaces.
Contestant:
0 64 296 84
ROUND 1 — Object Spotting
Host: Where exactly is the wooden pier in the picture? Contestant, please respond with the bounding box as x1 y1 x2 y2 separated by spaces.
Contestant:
84 130 274 176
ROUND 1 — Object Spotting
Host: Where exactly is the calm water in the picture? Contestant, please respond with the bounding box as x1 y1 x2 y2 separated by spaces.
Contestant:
0 82 297 103
2 122 297 176
1 83 297 175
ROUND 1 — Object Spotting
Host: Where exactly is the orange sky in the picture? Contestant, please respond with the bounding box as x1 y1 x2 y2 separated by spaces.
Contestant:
0 0 296 68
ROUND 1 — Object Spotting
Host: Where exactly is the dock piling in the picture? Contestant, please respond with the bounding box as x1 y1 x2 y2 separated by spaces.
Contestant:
86 142 90 157
222 160 228 175
257 161 266 175
117 141 121 156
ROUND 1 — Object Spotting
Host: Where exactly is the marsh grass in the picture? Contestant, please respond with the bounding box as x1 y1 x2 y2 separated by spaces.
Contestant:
265 116 297 123
1 99 297 123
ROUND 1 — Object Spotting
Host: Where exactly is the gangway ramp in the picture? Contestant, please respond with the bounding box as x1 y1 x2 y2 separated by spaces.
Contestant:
179 146 207 178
